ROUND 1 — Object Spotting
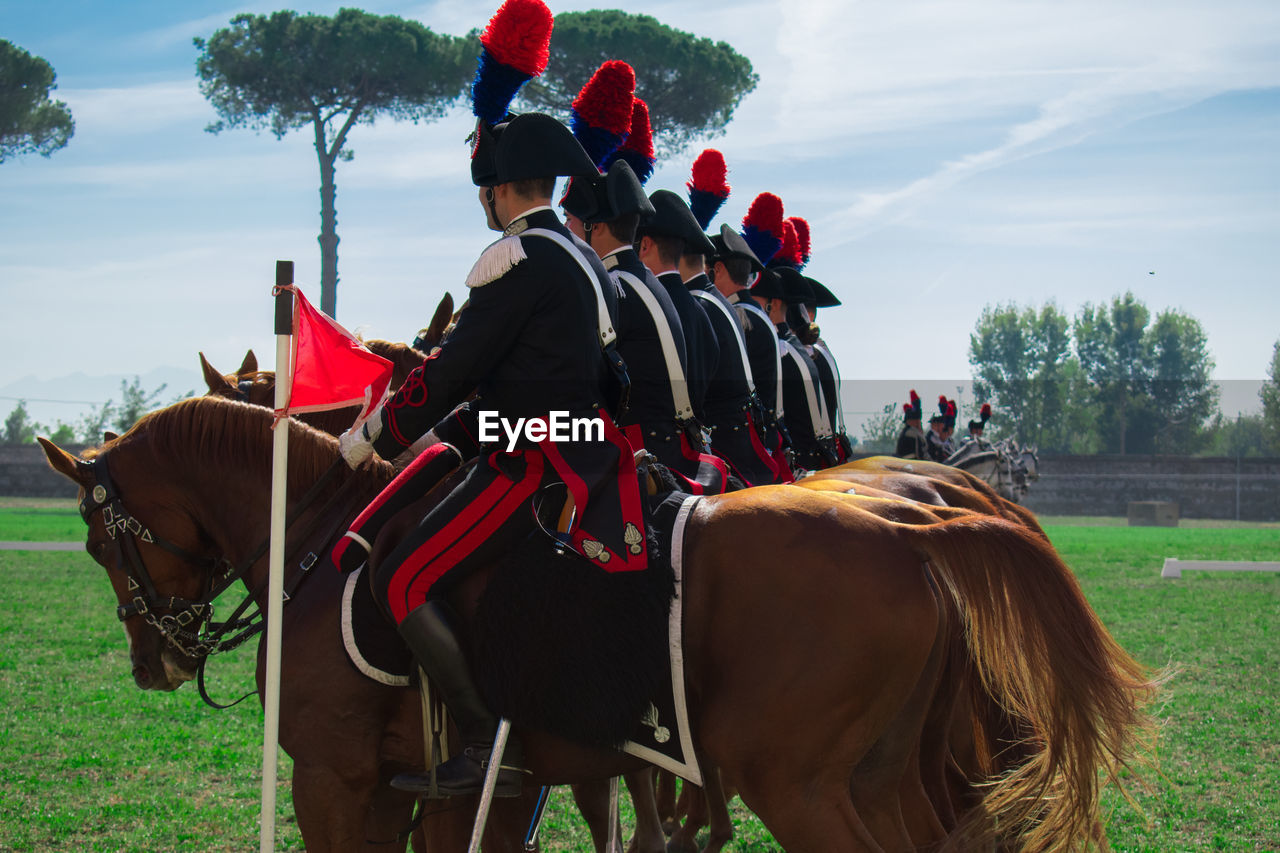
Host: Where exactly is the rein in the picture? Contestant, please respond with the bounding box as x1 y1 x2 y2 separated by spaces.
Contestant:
81 454 357 708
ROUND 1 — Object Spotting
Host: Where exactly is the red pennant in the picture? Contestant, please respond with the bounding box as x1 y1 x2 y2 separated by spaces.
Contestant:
280 285 393 424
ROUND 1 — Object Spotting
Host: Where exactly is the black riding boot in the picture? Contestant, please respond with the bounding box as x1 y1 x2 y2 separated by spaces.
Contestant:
390 600 526 798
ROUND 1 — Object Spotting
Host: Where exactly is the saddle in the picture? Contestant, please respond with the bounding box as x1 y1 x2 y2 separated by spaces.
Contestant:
339 455 701 779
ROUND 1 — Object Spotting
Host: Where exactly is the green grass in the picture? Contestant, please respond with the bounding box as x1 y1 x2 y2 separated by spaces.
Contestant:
0 501 83 542
1 513 1277 851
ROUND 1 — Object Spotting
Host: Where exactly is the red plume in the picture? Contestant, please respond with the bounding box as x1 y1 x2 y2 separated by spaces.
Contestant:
980 403 992 419
480 0 554 77
910 389 920 405
620 97 654 160
776 221 803 267
571 60 636 138
743 192 784 237
787 217 811 265
688 149 730 197
903 403 912 414
938 395 948 412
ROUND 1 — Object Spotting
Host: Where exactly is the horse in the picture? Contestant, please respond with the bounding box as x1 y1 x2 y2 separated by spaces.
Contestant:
39 395 1158 852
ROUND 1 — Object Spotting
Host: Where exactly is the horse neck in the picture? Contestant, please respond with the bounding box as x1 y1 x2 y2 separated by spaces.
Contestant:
177 438 376 598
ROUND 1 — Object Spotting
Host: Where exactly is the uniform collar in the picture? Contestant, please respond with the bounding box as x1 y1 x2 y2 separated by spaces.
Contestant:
601 245 630 271
683 272 712 292
503 205 556 236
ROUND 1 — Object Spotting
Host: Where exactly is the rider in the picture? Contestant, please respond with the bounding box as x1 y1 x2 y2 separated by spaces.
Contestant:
562 160 727 493
926 396 950 463
338 111 646 799
768 266 838 472
962 403 992 447
895 390 928 459
709 227 791 483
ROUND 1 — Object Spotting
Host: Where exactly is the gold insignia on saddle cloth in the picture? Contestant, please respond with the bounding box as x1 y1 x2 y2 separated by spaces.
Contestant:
641 703 671 744
624 522 643 555
582 539 610 563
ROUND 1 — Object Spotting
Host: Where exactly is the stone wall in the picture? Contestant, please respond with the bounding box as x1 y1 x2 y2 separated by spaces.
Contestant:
4 444 1279 520
0 444 91 498
1022 454 1280 521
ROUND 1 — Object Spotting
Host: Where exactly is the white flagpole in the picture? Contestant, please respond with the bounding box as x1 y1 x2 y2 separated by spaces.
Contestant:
260 261 294 853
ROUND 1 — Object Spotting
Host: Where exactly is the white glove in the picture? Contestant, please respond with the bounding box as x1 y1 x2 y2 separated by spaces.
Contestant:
339 415 383 469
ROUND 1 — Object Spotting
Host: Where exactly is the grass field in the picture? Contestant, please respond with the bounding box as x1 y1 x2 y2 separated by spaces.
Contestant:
1 502 1277 851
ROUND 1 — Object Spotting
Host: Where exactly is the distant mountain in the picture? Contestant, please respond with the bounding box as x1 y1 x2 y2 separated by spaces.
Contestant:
0 366 203 430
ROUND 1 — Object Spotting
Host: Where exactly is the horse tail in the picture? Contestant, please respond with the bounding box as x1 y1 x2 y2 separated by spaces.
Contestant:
910 515 1160 851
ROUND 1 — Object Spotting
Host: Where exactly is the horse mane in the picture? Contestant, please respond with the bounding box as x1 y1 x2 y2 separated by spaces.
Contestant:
115 396 393 495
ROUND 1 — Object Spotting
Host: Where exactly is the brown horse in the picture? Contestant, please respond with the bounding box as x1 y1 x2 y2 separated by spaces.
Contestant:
39 396 1157 852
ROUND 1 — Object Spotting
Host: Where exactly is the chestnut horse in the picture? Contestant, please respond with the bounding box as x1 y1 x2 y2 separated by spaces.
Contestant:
40 396 1157 852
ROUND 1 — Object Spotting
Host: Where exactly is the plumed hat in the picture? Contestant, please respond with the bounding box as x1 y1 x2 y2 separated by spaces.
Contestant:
768 220 804 270
931 395 947 424
687 149 730 231
472 113 598 187
570 60 637 170
469 0 595 186
709 223 764 274
470 0 554 125
968 403 992 432
903 389 923 422
560 159 654 225
638 190 716 255
804 276 841 310
787 217 812 269
748 267 788 300
740 192 785 265
602 97 656 185
771 266 816 306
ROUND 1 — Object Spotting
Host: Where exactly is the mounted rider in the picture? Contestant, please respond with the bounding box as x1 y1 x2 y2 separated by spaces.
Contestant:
767 265 839 472
895 390 928 460
336 8 647 798
961 403 992 449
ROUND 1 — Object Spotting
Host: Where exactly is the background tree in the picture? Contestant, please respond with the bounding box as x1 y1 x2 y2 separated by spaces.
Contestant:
858 403 903 453
1262 339 1280 454
518 10 757 158
1074 292 1150 453
968 302 1076 449
1205 412 1267 458
77 400 115 444
3 401 37 445
0 39 75 163
1141 309 1217 454
195 10 473 317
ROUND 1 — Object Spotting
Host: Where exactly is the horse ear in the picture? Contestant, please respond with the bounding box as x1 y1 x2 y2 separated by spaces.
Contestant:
103 431 120 443
425 292 454 348
37 437 95 488
238 350 258 375
199 352 236 396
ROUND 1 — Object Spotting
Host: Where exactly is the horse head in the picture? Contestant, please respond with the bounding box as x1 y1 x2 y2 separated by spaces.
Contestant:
39 434 219 691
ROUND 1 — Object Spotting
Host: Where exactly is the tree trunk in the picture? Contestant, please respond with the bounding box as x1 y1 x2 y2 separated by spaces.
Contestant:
315 123 340 318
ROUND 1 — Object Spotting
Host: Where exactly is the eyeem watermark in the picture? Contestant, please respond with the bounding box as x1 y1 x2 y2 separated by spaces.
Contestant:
477 411 605 452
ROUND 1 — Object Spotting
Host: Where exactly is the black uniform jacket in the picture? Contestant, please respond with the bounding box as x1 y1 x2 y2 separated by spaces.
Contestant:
372 207 646 571
604 247 689 428
685 273 755 424
656 270 717 422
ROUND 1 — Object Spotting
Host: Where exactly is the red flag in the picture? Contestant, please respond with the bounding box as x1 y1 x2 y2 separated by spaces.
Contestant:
280 285 392 423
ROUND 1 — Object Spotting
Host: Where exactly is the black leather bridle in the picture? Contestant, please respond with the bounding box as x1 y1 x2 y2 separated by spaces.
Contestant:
79 452 353 706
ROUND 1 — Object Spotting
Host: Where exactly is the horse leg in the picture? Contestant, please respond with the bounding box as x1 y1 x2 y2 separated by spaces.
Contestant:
572 779 615 853
654 769 678 835
739 770 878 853
699 767 734 853
291 758 409 852
665 782 703 853
625 768 666 853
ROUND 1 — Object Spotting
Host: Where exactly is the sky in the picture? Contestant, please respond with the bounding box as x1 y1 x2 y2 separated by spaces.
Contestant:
3 0 1278 433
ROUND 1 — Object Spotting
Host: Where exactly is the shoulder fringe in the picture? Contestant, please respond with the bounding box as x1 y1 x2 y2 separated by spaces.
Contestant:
466 235 527 288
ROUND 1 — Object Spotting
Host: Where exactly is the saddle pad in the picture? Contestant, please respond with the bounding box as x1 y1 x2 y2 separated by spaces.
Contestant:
621 494 703 786
341 566 412 687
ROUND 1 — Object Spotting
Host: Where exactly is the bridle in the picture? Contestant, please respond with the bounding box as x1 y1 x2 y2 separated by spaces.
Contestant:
79 452 354 706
